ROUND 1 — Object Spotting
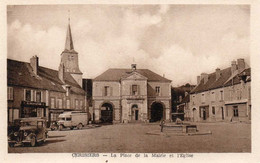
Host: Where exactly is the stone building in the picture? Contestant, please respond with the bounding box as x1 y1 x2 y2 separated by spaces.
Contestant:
92 64 172 123
189 58 251 122
7 19 87 125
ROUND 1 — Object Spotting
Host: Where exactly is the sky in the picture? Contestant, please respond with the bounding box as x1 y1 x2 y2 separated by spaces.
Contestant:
7 5 250 86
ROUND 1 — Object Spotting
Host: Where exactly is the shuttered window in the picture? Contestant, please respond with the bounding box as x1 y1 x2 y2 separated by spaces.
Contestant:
25 90 31 101
50 98 55 108
156 86 160 96
57 99 62 109
104 86 109 96
36 91 41 102
75 99 79 109
132 85 138 95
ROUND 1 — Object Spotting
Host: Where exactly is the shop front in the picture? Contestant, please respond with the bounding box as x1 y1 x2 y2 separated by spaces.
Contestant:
20 101 47 118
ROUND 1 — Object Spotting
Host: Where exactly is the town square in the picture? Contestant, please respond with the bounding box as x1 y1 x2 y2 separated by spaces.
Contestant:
5 4 254 156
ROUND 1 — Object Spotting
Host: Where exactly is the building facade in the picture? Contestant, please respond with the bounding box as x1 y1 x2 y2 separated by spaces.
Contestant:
189 58 251 122
92 64 172 123
7 20 87 126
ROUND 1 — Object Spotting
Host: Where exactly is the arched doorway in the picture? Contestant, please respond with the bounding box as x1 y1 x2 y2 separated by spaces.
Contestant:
131 104 139 121
150 102 164 122
100 103 113 123
192 108 197 122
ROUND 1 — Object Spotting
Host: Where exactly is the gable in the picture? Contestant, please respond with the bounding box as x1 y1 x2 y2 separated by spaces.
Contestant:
121 71 148 80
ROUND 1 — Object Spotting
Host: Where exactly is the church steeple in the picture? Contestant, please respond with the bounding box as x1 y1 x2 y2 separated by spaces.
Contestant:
64 11 74 51
65 19 74 51
59 11 83 87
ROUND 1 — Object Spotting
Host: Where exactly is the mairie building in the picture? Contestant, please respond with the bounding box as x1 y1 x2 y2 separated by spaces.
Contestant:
92 64 172 123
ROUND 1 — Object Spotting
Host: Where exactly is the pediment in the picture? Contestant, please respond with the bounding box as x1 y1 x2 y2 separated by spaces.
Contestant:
121 71 148 80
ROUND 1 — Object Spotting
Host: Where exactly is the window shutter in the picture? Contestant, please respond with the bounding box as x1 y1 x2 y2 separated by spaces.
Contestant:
31 90 33 101
110 87 113 96
137 85 140 95
102 87 105 96
130 85 132 95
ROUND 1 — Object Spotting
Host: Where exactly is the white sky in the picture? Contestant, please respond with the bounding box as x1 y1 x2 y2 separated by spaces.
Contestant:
7 5 250 86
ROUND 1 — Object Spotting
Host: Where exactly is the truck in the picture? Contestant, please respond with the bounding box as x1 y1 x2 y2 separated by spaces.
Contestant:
57 111 88 130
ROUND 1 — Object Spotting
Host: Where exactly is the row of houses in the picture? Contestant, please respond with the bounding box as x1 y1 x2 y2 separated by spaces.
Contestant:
178 59 251 122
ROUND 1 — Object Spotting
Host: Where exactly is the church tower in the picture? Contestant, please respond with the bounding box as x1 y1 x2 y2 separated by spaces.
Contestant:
59 16 83 87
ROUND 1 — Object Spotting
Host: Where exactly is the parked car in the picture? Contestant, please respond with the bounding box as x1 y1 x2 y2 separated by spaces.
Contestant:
57 111 88 130
8 117 48 147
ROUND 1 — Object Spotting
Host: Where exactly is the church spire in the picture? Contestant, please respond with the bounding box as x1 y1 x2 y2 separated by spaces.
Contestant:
64 10 74 51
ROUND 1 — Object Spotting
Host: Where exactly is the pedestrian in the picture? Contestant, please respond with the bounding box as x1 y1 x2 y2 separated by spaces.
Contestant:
160 120 165 132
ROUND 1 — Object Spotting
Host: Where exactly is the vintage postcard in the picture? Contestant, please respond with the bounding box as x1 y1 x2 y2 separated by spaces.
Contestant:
1 0 260 163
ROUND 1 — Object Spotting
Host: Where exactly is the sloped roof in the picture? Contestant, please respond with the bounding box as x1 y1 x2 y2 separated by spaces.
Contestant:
191 67 251 94
7 59 85 95
93 68 171 82
224 68 251 87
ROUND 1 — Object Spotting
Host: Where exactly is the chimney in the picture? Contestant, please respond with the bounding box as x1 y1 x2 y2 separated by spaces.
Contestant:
197 76 201 85
30 55 39 75
58 63 65 83
131 63 136 71
216 68 221 80
231 60 237 74
237 58 245 73
201 73 208 84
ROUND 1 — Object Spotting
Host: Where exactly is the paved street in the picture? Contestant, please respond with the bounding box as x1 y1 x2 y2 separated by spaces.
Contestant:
8 122 251 153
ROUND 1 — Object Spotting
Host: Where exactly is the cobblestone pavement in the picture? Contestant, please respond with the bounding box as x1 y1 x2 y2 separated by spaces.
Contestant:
8 122 251 153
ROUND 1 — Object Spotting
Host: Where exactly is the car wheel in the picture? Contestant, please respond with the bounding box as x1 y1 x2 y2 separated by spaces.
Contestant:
59 125 63 131
30 136 36 147
77 123 83 130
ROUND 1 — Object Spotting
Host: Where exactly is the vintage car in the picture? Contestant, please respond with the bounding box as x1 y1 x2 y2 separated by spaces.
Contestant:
8 117 48 147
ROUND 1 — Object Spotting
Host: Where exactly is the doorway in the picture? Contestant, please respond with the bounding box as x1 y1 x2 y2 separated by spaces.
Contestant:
135 110 139 120
150 102 164 122
100 103 113 123
221 107 224 120
131 104 139 121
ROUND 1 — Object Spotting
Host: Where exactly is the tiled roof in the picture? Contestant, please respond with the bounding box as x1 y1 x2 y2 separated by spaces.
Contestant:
191 67 251 94
94 68 171 82
7 59 85 95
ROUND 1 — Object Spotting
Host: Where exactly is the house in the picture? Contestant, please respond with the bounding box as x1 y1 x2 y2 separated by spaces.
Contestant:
172 83 195 121
7 19 87 126
92 64 172 123
189 58 251 122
